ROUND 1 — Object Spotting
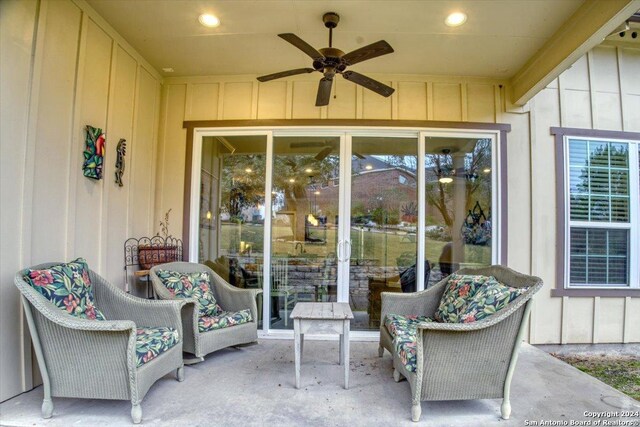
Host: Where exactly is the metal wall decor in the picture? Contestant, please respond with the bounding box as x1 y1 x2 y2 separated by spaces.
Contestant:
124 236 183 297
82 125 106 180
115 138 126 187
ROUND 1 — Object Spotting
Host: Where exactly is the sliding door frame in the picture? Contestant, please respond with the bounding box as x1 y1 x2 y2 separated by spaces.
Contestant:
186 122 509 340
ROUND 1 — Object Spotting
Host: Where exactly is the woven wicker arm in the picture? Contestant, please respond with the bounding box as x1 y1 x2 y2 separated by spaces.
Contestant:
209 270 260 321
92 270 184 334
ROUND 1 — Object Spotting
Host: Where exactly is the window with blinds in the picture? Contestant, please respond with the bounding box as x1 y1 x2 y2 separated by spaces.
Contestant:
566 138 638 288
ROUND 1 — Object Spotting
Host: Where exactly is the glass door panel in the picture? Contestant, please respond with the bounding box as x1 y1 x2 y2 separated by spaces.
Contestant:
424 136 493 283
270 136 341 330
198 135 267 323
349 136 419 330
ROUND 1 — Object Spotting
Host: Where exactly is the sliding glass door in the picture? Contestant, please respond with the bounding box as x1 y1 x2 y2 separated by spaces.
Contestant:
348 135 419 330
268 135 342 329
191 128 500 335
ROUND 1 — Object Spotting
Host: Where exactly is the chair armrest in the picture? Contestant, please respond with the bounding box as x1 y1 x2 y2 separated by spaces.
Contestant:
380 279 446 321
210 271 260 321
92 272 185 333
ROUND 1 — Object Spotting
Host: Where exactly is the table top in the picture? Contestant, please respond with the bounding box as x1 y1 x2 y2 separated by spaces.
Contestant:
290 302 354 320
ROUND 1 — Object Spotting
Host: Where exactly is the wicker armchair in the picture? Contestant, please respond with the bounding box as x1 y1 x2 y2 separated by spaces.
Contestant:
379 265 543 422
149 262 260 363
15 263 186 424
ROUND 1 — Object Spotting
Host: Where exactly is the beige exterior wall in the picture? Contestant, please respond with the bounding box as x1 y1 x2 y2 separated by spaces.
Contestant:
0 0 162 400
529 45 640 345
156 46 639 347
155 74 534 342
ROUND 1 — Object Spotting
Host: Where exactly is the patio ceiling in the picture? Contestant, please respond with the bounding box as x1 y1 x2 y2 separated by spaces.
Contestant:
86 0 640 106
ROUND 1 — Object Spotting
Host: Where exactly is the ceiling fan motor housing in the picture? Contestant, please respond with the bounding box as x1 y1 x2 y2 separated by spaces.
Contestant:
323 12 340 29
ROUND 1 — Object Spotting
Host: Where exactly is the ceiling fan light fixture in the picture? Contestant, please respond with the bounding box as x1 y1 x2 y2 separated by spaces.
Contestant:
199 14 220 28
445 12 467 27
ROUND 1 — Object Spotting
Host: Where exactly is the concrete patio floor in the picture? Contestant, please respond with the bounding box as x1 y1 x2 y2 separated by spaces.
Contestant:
1 340 638 427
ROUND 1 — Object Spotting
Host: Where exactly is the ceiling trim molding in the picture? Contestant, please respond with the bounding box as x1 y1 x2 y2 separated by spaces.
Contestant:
509 0 640 107
181 119 512 132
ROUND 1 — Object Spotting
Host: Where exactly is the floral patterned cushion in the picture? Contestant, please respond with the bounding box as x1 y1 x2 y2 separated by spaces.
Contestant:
434 274 495 323
135 326 179 367
23 258 106 320
384 313 432 338
460 279 526 323
155 270 221 317
384 314 434 373
198 309 253 333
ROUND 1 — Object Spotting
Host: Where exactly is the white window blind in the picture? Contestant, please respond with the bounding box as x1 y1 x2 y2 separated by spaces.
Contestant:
566 138 639 288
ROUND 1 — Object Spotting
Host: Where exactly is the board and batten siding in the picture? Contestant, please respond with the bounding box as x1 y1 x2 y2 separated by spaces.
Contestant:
155 74 535 340
0 0 162 401
529 45 640 345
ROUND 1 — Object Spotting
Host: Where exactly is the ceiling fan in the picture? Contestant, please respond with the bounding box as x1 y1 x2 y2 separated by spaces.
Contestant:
257 12 395 107
289 140 366 161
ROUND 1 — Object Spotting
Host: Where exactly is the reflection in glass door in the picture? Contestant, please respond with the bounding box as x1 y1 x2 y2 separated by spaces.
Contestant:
423 136 494 283
269 136 341 329
348 136 419 330
192 129 500 335
197 135 267 324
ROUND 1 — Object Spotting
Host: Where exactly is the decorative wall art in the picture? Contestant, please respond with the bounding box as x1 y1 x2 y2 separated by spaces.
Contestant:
82 125 105 180
115 138 126 187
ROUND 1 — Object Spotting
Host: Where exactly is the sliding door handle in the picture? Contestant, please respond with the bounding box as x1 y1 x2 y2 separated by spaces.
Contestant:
344 240 351 261
337 240 344 262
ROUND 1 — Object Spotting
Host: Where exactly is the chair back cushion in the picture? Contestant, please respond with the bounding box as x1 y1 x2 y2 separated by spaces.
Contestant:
23 258 106 320
155 269 221 316
434 274 494 323
459 278 526 323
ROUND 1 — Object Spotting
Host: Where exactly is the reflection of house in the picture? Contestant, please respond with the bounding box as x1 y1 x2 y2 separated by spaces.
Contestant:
309 156 417 224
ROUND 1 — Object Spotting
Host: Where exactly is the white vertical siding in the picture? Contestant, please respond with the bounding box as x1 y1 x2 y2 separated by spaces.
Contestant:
530 44 640 344
0 0 162 400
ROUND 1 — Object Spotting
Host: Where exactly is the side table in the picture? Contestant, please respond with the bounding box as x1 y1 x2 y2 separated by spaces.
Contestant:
290 302 354 389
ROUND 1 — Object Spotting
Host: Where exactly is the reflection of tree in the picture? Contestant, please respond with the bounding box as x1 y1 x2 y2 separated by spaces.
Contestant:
425 139 492 229
221 152 339 237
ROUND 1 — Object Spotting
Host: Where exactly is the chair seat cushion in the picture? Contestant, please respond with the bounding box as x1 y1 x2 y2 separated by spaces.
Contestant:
135 326 180 367
434 274 495 323
23 258 106 320
198 309 253 333
155 270 221 317
384 314 434 373
460 279 526 323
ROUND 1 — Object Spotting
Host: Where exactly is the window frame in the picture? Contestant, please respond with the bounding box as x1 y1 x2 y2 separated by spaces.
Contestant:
552 127 640 297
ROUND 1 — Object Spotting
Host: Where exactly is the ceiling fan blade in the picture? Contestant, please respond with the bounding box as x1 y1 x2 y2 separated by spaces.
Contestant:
315 77 333 107
278 33 324 60
257 68 315 82
342 71 395 97
314 146 333 161
353 152 366 160
342 40 394 66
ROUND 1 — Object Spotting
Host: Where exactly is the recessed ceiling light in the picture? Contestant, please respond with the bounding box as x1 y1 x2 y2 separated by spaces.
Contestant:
162 67 174 73
245 168 252 173
314 191 321 195
365 164 373 170
305 168 313 173
199 14 220 28
289 178 295 183
439 177 454 184
445 12 467 27
483 168 491 174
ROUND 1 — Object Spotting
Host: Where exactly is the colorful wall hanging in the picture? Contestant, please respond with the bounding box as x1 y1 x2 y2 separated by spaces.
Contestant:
82 125 105 180
115 138 126 187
